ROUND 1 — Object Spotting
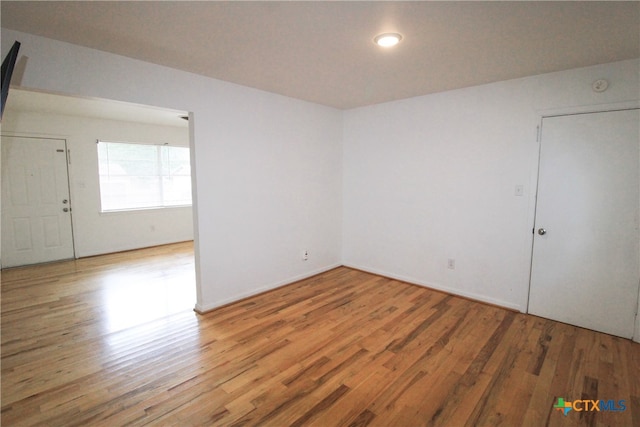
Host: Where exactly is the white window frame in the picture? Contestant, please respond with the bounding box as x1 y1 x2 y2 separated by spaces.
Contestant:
97 140 192 212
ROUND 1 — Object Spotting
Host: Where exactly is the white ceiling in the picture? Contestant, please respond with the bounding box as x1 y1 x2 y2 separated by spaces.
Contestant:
2 1 639 109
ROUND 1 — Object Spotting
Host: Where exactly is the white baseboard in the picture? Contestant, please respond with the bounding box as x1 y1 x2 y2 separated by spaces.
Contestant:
342 263 524 313
194 263 342 313
194 262 524 314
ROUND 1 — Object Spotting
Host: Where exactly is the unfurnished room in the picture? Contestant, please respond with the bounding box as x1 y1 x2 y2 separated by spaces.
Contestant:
1 1 639 426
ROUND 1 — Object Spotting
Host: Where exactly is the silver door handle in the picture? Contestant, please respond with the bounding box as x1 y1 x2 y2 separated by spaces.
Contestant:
63 208 69 212
538 228 546 235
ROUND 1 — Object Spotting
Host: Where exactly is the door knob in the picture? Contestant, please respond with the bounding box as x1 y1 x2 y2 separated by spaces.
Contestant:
63 207 69 212
538 228 546 235
62 199 68 204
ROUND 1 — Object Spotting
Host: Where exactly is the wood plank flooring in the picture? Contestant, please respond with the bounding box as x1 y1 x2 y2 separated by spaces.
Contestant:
2 242 639 426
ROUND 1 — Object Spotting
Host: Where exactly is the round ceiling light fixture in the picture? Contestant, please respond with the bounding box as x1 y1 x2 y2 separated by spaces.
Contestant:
374 33 402 47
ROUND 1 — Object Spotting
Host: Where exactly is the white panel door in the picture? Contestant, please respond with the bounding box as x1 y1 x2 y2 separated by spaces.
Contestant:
528 109 640 338
1 136 74 267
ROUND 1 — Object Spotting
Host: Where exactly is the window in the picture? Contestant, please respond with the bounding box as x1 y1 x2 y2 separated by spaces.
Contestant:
98 141 192 212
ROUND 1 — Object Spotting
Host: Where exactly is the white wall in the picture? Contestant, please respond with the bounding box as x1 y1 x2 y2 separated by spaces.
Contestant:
343 59 639 316
1 29 343 312
2 109 193 257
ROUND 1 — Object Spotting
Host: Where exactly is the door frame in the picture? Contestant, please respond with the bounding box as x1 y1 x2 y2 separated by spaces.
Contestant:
1 132 76 268
526 101 640 340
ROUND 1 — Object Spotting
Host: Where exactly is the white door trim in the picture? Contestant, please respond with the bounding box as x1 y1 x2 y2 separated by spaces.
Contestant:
536 100 640 119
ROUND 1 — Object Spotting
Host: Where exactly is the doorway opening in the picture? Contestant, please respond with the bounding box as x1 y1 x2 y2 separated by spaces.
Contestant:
1 88 198 324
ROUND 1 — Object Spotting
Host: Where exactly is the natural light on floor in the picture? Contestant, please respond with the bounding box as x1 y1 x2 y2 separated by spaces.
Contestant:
100 264 195 334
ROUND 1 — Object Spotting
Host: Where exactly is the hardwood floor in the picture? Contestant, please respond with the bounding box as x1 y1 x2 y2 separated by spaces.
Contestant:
2 243 639 426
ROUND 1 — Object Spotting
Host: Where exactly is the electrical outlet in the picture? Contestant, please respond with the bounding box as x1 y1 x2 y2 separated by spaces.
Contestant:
447 258 455 270
303 250 309 261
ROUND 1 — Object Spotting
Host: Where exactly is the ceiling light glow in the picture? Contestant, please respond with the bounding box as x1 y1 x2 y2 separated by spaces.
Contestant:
374 33 402 47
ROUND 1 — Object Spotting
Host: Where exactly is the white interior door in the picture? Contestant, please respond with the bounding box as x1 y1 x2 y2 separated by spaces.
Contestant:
528 109 640 338
1 136 75 268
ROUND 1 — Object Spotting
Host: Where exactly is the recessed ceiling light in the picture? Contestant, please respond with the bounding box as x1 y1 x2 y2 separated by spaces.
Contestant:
374 33 402 47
